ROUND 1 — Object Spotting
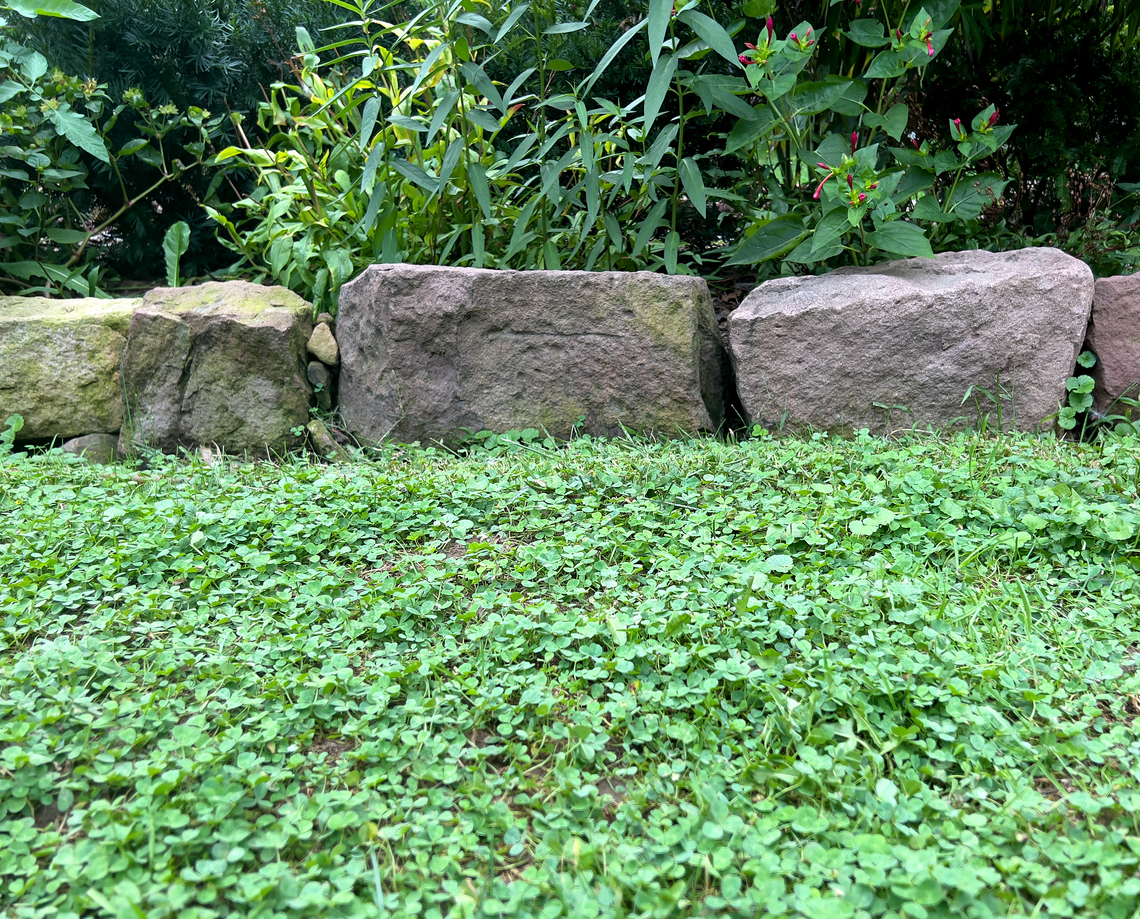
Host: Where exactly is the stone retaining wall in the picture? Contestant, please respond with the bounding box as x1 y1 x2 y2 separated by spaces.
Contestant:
3 247 1138 459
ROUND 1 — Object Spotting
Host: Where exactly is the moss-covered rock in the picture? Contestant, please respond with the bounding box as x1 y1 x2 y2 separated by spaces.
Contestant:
0 296 139 439
336 265 727 443
118 282 312 456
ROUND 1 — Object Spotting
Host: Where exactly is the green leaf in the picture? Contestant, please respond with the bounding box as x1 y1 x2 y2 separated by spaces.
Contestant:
1066 375 1095 395
643 53 679 134
864 102 908 141
677 9 740 67
1077 351 1097 369
724 107 777 154
790 82 850 116
0 81 21 103
726 215 807 265
585 18 646 92
811 207 851 252
47 105 109 163
163 221 190 287
455 11 494 33
844 19 889 47
544 20 588 34
863 49 906 80
466 162 492 219
911 195 951 222
866 220 933 257
679 157 706 217
5 0 98 19
648 0 672 66
632 197 669 257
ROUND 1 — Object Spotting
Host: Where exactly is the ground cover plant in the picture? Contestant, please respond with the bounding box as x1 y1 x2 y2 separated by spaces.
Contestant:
4 431 1140 916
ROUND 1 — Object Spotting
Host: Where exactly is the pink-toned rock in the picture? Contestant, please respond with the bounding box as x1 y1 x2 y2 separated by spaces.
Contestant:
728 247 1093 433
1086 274 1140 413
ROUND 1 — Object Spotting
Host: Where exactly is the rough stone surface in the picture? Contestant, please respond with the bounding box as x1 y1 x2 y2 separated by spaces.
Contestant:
728 247 1093 433
307 360 333 412
61 432 118 465
0 297 138 439
307 322 339 365
118 281 312 455
1086 274 1140 413
316 312 335 328
307 418 350 461
337 265 727 443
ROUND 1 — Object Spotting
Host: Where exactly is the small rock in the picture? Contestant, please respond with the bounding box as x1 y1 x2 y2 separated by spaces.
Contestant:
316 312 335 328
307 322 339 366
61 432 118 465
308 361 333 412
307 419 350 462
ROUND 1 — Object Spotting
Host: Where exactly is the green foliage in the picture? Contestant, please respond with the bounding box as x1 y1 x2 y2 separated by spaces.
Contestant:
726 2 1012 269
163 220 191 287
6 432 1140 915
5 0 355 279
0 0 224 295
0 413 23 461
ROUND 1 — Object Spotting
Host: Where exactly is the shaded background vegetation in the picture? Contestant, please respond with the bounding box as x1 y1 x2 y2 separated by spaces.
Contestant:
8 0 1140 284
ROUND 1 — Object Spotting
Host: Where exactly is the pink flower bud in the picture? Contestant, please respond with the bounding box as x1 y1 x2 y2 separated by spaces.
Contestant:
926 36 934 55
869 182 878 189
858 192 867 202
813 174 832 199
988 109 999 126
739 53 750 64
850 131 858 154
766 16 774 44
790 32 797 42
847 174 853 189
954 118 961 128
910 136 920 150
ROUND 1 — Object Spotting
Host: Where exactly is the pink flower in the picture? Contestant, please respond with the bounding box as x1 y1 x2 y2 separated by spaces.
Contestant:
739 53 750 64
813 174 832 199
926 36 934 55
790 31 797 42
858 192 867 202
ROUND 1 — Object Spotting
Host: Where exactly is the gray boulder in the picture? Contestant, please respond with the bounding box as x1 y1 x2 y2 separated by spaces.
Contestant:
337 265 726 443
61 432 118 465
118 282 312 455
0 296 138 439
728 247 1093 433
1086 274 1140 413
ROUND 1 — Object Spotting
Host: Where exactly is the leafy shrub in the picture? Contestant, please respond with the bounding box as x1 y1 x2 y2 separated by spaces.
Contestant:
0 0 223 295
210 0 1013 311
6 0 355 278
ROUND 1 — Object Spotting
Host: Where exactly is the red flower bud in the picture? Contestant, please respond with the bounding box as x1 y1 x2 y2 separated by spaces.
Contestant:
858 192 867 202
896 28 902 39
847 173 853 189
850 131 858 154
745 42 757 49
910 136 920 150
739 53 750 64
813 174 832 199
988 109 999 126
766 16 774 44
790 32 797 42
926 36 934 55
954 118 961 128
869 182 878 189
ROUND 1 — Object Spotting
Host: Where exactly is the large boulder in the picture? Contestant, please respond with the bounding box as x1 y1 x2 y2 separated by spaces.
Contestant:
0 296 138 439
728 248 1093 433
337 265 727 443
118 282 312 455
1086 274 1140 414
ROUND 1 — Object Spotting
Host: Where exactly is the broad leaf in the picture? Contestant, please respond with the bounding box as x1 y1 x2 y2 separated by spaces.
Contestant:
5 0 98 19
677 9 740 67
844 19 889 47
726 215 807 265
811 207 851 252
47 105 109 163
544 20 588 34
163 221 190 287
679 157 707 217
864 102 908 141
866 220 934 257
